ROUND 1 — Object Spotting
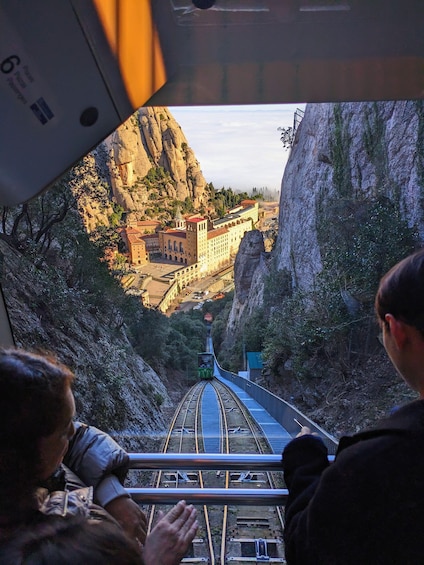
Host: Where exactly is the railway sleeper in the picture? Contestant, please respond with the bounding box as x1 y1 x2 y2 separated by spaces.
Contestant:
163 471 198 482
174 427 195 434
230 538 282 544
236 517 270 527
230 472 266 482
227 539 285 562
226 559 286 563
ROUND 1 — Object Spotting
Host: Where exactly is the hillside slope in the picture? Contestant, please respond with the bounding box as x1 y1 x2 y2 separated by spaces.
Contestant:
222 100 424 437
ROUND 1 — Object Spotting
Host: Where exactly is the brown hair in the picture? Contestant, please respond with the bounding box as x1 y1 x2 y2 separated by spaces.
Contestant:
375 248 424 334
1 515 143 564
0 348 75 526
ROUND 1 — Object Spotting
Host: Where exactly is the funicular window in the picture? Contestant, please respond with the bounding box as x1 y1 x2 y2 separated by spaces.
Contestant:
0 5 421 565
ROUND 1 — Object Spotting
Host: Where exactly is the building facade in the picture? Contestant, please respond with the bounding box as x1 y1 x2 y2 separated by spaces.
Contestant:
123 200 259 276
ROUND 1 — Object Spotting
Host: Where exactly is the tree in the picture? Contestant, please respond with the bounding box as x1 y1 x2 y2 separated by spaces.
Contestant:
277 126 294 150
0 177 77 255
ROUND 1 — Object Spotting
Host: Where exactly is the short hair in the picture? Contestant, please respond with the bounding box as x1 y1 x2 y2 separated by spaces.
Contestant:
2 515 144 564
375 248 424 334
0 348 75 523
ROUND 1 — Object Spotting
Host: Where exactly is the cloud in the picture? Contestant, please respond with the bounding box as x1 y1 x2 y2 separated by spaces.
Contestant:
169 104 305 193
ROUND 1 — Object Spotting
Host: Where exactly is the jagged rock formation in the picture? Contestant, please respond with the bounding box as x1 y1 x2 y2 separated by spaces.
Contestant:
274 101 424 292
72 152 114 233
222 100 424 435
0 237 170 449
75 107 211 231
229 100 424 331
96 107 210 222
225 230 267 340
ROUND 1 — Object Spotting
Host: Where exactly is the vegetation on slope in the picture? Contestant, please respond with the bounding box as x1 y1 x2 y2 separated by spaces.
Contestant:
214 103 420 436
0 162 206 431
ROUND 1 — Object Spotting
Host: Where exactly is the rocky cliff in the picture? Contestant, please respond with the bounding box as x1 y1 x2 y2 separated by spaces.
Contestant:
0 105 215 452
274 101 424 291
81 107 211 229
224 100 424 435
230 100 424 325
225 230 267 339
0 235 171 451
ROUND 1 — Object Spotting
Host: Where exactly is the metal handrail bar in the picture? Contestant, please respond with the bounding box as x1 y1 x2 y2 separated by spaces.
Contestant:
129 453 281 470
128 452 335 470
127 487 288 506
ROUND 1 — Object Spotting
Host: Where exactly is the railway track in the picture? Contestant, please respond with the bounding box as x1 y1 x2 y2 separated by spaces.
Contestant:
147 378 286 564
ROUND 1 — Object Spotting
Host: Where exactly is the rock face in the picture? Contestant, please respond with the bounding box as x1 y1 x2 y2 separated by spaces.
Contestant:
274 101 424 291
0 237 170 446
221 100 424 436
228 100 424 334
0 106 212 446
225 230 266 339
97 107 210 221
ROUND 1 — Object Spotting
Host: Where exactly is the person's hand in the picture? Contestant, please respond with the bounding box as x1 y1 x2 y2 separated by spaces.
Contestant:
104 496 147 544
296 426 312 437
142 500 198 565
296 426 319 438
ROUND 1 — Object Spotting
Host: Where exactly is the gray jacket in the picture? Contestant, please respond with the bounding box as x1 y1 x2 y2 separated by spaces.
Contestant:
61 422 130 507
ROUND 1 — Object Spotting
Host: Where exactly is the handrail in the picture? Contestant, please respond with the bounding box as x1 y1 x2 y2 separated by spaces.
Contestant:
127 487 288 505
128 453 283 470
127 453 335 505
128 452 335 470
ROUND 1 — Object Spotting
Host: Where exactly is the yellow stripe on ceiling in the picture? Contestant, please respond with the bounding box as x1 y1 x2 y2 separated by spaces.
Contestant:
93 0 166 109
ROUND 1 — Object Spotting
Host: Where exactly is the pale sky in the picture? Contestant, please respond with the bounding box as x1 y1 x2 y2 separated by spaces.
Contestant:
169 104 306 195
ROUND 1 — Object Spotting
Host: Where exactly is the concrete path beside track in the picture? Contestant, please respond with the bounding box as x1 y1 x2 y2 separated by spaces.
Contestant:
216 374 293 454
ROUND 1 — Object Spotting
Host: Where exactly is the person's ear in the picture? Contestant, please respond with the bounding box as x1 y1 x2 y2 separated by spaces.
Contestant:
385 313 408 349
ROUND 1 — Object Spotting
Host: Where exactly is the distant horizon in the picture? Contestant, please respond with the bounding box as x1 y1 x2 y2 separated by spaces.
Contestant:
169 104 306 193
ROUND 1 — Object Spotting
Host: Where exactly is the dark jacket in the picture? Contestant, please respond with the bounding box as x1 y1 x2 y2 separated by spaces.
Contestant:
283 400 424 565
49 422 130 507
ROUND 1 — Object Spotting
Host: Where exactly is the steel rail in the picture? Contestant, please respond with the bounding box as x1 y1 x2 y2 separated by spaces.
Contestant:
213 379 286 558
216 379 287 534
212 381 230 565
195 382 215 565
147 383 203 533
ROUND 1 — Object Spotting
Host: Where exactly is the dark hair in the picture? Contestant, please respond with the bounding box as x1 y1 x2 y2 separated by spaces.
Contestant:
375 248 424 334
0 515 144 565
0 348 75 525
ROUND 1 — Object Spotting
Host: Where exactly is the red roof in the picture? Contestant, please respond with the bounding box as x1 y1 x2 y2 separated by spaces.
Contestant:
127 234 145 245
186 217 206 223
163 230 186 238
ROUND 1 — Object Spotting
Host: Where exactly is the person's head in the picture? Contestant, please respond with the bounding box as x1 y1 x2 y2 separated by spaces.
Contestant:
375 248 424 335
0 348 75 521
1 515 144 565
375 248 424 392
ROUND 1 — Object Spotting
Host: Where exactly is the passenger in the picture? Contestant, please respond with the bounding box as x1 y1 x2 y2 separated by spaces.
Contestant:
0 348 197 563
282 248 424 564
1 515 143 564
0 347 146 543
1 502 197 565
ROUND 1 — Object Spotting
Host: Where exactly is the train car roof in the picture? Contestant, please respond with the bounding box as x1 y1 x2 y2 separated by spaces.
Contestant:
1 0 424 208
